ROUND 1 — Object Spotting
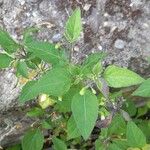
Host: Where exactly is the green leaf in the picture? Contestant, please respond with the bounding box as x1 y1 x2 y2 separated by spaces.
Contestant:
132 78 150 97
7 144 21 150
0 28 20 53
127 148 140 150
95 139 105 150
126 121 146 148
67 116 80 140
56 85 81 113
71 90 98 140
19 80 37 103
52 137 67 150
25 41 64 65
65 8 82 43
108 114 126 135
122 100 137 117
19 68 71 102
142 144 150 150
41 120 52 129
26 107 44 117
113 140 128 150
23 27 39 44
103 65 144 88
22 129 44 150
81 52 106 75
137 120 150 141
92 62 103 76
108 143 122 150
17 61 28 78
0 53 13 68
137 106 148 118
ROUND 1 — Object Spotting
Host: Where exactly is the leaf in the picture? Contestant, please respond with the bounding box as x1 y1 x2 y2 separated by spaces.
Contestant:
132 78 150 97
0 28 20 53
52 137 67 150
26 107 44 117
67 116 80 140
19 80 37 103
122 100 137 117
21 129 44 150
23 27 39 44
17 61 28 78
127 148 140 150
41 120 52 129
81 52 107 75
56 85 81 113
25 41 65 65
113 140 128 150
108 114 126 135
65 8 82 43
95 139 105 150
103 65 144 88
137 120 150 141
0 53 13 68
126 121 146 148
71 90 98 140
142 144 150 150
137 106 148 118
7 144 21 150
108 143 122 150
19 68 71 102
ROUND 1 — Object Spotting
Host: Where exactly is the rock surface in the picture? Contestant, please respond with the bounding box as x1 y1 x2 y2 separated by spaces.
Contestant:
0 0 150 147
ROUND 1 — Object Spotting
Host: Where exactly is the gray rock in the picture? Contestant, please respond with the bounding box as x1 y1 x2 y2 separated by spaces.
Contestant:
114 39 126 49
0 0 150 146
52 33 63 42
0 70 20 112
39 0 66 27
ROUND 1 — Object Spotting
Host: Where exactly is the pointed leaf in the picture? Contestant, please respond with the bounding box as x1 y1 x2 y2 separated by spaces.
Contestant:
22 129 44 150
132 78 150 97
67 116 80 140
103 65 144 88
71 90 98 140
108 143 122 150
0 28 20 53
65 8 82 43
25 41 64 65
17 61 28 78
0 53 13 68
41 120 52 129
81 52 106 75
19 68 71 102
26 107 44 117
108 114 126 135
126 121 146 148
52 137 67 150
56 85 81 113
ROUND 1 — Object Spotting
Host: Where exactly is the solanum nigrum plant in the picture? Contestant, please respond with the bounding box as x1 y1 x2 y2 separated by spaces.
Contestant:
0 8 150 150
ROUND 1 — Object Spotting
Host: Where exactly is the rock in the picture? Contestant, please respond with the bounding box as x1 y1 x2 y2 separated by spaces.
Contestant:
0 70 20 112
39 0 66 27
51 33 62 42
0 0 150 147
83 3 91 11
130 0 143 7
114 39 125 49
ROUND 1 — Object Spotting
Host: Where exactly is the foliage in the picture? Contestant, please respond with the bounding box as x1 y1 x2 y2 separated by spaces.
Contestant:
1 8 149 150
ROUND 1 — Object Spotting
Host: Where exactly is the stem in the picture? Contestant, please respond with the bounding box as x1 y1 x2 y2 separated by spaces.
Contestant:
94 76 102 92
69 43 74 63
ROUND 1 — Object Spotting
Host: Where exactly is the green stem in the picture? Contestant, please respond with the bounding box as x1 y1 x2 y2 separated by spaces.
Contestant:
69 43 74 63
94 76 102 92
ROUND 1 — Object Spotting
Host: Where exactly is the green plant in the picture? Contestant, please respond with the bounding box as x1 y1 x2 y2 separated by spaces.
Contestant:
0 8 150 150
